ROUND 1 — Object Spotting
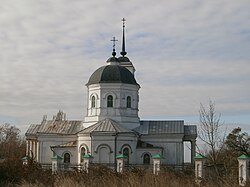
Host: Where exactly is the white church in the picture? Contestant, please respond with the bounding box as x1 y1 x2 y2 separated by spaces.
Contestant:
25 20 197 169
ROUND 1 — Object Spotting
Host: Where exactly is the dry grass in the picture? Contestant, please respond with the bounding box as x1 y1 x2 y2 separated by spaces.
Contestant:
1 162 248 187
18 170 195 187
15 166 245 187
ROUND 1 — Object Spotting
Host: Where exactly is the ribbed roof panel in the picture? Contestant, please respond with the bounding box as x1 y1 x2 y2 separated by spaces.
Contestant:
136 120 185 134
36 120 83 134
80 118 132 134
26 124 41 135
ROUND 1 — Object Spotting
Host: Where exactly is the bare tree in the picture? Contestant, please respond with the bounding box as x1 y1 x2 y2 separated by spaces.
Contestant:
198 100 226 175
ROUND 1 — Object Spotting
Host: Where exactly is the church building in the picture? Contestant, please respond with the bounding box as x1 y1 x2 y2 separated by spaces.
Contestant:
25 20 197 168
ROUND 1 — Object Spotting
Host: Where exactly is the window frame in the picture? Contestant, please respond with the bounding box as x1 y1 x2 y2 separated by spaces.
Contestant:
126 96 131 108
107 95 113 107
64 153 70 164
123 147 130 165
91 96 96 108
143 153 150 164
80 147 86 162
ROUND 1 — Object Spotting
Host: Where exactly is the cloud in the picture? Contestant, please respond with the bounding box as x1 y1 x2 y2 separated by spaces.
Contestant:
0 0 250 133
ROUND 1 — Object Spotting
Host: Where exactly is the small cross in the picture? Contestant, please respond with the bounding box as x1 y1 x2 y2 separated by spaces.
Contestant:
122 18 126 27
110 36 118 51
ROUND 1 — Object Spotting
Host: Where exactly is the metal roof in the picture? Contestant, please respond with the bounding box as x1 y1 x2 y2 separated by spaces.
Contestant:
79 118 133 134
184 125 197 136
135 120 185 134
86 65 139 86
83 154 94 159
37 120 83 134
118 56 131 62
26 111 84 135
136 140 161 149
116 154 127 159
51 155 63 159
194 154 206 159
152 154 163 159
238 154 250 159
25 124 41 135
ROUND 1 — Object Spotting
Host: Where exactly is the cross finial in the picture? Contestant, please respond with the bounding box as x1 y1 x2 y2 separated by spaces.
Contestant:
110 36 118 57
111 36 118 51
122 18 126 27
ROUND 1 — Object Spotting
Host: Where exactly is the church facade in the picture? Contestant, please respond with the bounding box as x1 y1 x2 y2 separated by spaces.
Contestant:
25 21 197 168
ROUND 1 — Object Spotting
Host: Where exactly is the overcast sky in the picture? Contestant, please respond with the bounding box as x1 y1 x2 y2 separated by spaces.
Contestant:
0 0 250 133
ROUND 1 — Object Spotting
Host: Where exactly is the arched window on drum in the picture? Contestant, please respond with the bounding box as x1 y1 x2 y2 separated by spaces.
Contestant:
126 96 131 108
107 95 113 107
91 96 96 108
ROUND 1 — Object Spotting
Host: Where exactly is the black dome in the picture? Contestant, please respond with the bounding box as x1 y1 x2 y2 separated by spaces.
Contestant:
118 56 130 62
86 65 139 86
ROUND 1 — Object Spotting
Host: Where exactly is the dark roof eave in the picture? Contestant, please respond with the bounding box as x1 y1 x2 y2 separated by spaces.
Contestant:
86 82 140 87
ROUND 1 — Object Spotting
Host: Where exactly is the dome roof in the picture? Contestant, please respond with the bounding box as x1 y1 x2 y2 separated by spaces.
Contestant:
118 56 131 62
86 65 139 86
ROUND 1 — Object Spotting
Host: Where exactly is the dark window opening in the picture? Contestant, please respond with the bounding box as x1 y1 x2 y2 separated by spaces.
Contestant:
126 96 131 108
143 153 150 164
81 147 86 162
107 95 113 107
64 153 70 163
91 96 96 108
123 148 129 165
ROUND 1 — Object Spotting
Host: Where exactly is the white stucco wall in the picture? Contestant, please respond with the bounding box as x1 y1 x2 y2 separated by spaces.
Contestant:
140 134 184 165
136 148 162 165
84 83 140 129
37 134 76 164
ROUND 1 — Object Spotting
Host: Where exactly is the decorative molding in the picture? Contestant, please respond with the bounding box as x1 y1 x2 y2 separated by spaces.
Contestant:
140 152 152 158
95 144 113 154
61 151 73 157
78 143 90 153
120 144 133 154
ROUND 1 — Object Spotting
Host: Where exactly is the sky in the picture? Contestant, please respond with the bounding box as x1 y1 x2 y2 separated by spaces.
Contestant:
0 0 250 134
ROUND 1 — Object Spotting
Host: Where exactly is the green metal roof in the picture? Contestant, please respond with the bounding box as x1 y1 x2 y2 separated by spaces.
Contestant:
116 154 127 159
51 155 62 159
238 154 250 159
194 154 206 159
83 154 94 159
152 154 162 159
21 156 29 160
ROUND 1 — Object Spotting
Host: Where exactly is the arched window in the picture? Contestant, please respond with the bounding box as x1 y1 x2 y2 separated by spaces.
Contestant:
81 147 86 162
64 153 70 164
143 153 150 164
126 96 131 108
123 148 130 165
91 96 96 108
107 95 113 107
